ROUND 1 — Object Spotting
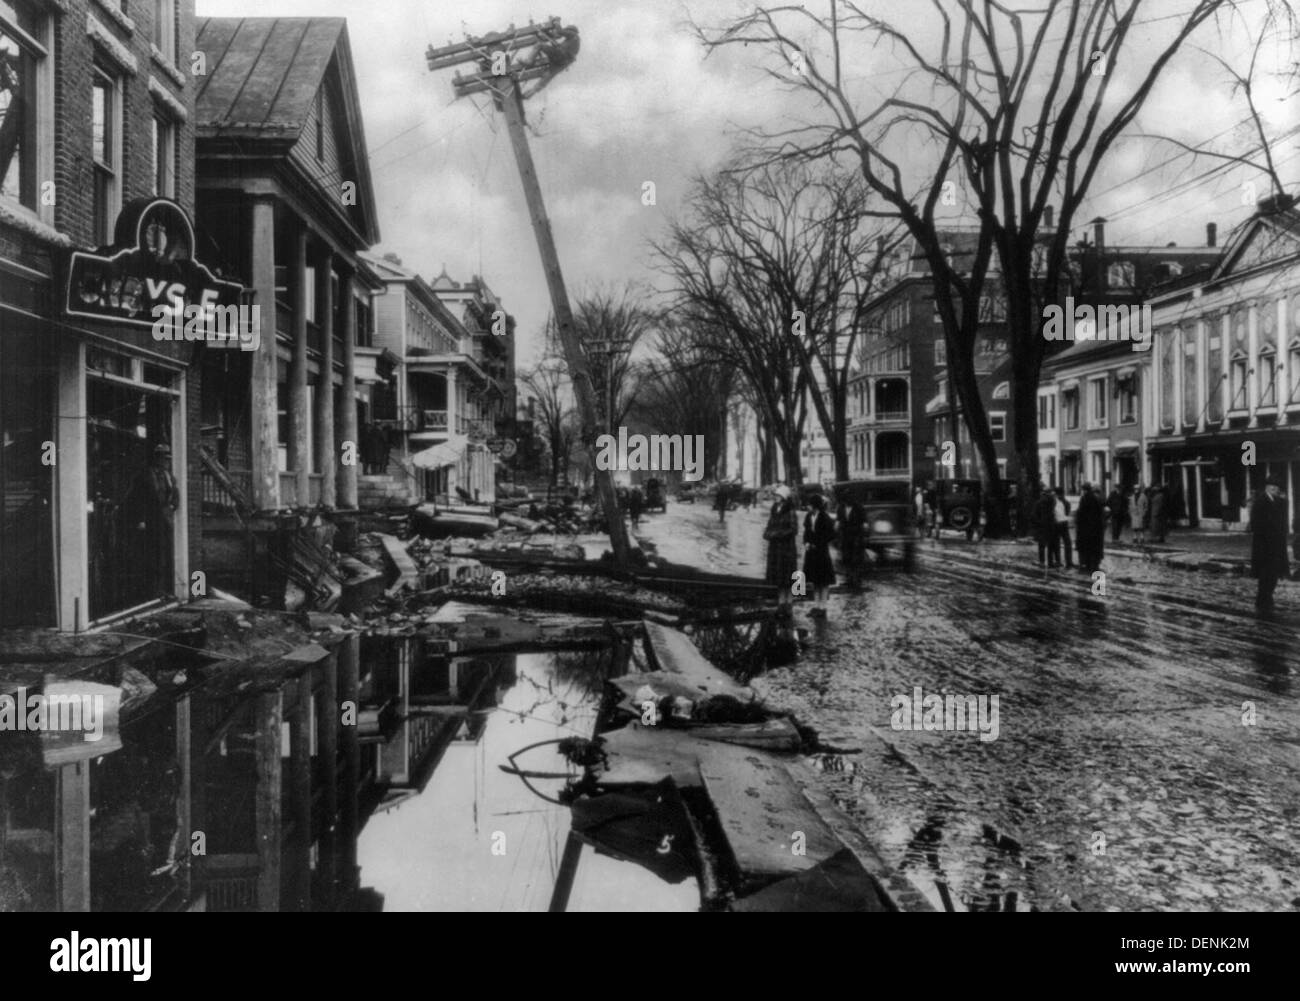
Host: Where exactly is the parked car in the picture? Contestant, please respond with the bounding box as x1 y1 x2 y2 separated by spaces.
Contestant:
936 478 1019 539
675 482 696 503
644 478 667 512
832 479 916 569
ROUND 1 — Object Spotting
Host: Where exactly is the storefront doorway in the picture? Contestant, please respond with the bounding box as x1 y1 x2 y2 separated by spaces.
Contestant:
86 348 180 621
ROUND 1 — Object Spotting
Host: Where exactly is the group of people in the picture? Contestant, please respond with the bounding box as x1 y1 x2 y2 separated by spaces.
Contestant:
763 486 867 620
1030 481 1174 571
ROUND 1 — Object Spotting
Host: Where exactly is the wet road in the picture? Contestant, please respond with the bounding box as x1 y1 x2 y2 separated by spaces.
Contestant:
632 501 1300 912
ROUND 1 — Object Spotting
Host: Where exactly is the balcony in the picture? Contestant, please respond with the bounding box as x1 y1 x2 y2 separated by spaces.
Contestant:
868 410 911 424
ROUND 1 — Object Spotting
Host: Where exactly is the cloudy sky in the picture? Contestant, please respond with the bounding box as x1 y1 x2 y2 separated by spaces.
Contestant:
197 0 1298 369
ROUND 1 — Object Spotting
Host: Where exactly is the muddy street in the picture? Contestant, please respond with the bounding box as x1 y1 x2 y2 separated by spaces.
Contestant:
632 501 1300 912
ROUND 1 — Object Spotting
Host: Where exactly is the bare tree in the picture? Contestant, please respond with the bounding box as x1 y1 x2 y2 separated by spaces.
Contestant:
696 0 1246 532
545 283 658 433
654 162 897 482
630 316 734 480
520 358 577 489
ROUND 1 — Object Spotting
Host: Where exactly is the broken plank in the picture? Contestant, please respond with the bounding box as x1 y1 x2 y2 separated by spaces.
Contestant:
379 533 421 595
696 744 843 885
641 621 754 703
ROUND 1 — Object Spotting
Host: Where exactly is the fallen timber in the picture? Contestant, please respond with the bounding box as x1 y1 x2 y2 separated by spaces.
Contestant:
546 620 925 911
382 601 641 654
446 547 777 607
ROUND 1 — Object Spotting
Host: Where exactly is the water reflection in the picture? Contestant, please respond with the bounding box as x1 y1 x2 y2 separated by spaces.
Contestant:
358 645 698 912
1 629 701 913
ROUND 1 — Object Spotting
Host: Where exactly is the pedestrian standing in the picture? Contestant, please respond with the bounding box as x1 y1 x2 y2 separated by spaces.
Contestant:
1033 488 1059 567
803 494 838 617
1076 482 1106 573
628 486 644 527
1107 485 1126 543
914 485 926 539
764 486 799 616
1054 489 1074 568
1250 475 1289 611
714 482 730 524
1150 484 1169 543
1133 484 1150 546
924 482 939 540
838 491 867 589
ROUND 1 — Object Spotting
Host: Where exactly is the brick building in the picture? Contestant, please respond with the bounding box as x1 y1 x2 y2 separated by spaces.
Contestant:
0 0 215 629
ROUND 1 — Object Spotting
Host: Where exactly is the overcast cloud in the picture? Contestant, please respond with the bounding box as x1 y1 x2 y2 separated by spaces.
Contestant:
196 0 1298 369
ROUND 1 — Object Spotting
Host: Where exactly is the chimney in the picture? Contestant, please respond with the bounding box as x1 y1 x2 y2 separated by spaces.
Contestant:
1090 216 1107 256
1206 222 1217 247
1044 205 1054 228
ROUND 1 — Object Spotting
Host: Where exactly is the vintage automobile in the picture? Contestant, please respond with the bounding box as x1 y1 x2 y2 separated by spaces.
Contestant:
675 482 697 503
936 478 1019 539
644 478 667 512
832 479 916 569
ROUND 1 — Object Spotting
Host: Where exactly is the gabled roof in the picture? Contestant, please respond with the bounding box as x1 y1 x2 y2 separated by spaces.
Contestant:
195 18 343 139
195 17 380 245
1209 205 1300 284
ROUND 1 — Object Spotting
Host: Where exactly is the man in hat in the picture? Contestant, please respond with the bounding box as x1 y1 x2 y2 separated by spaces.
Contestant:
125 443 180 598
1250 474 1290 611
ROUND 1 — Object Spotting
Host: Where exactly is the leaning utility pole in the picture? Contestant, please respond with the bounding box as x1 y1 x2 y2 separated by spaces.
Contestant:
427 19 631 565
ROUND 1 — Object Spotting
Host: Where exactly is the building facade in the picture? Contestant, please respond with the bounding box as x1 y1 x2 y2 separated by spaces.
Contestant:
362 253 509 506
1147 199 1300 528
191 16 382 598
1 0 210 630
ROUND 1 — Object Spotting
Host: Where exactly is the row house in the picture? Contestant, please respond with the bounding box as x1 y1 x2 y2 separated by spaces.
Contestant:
1 0 209 630
191 16 383 598
1036 220 1220 506
1147 197 1300 528
426 267 516 505
360 254 512 507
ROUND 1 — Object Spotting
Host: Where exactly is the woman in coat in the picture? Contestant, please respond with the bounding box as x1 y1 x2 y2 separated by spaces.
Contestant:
1133 485 1150 546
1149 485 1169 543
803 494 838 617
764 486 799 615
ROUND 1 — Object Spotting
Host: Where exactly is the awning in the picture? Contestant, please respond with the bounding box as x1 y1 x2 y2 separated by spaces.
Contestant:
412 434 469 469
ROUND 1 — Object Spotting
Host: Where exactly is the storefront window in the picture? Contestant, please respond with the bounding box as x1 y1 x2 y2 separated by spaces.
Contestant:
0 330 54 626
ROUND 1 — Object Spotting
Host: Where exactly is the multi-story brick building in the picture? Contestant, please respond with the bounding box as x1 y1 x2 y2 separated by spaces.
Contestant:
1 0 213 629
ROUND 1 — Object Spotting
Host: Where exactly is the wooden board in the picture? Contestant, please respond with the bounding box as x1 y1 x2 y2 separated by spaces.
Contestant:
596 723 710 788
729 847 887 912
696 744 843 884
641 622 754 702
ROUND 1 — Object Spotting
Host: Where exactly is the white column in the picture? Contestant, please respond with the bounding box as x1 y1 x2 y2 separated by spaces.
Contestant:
1247 300 1260 426
1195 317 1207 433
57 338 87 631
250 197 279 510
1173 326 1184 435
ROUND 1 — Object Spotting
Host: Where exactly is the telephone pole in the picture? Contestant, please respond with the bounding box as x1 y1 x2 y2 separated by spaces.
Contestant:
427 19 631 565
